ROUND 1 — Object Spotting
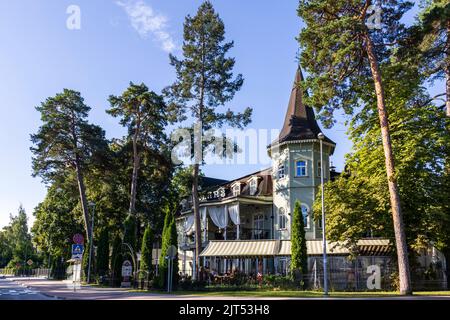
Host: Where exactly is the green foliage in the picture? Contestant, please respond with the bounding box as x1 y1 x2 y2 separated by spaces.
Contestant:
30 89 109 240
0 206 35 268
96 228 110 277
111 234 123 286
107 82 170 216
164 0 252 143
313 62 450 251
157 210 179 288
291 201 308 281
30 89 108 182
123 214 137 252
32 182 83 259
140 226 153 277
397 0 449 85
297 0 413 127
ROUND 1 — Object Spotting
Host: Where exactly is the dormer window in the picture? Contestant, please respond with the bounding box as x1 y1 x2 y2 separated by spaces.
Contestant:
248 179 258 195
218 187 226 198
232 184 241 196
295 160 307 177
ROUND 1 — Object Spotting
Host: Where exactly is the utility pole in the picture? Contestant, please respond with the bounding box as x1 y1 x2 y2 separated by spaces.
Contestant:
318 133 328 296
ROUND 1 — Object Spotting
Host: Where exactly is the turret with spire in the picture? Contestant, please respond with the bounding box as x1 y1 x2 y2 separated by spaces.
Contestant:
271 67 335 148
270 66 336 241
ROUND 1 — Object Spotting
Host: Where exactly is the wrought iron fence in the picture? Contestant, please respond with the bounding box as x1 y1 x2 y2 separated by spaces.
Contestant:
0 268 50 278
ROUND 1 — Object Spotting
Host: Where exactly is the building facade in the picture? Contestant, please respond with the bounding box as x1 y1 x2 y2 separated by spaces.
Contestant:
175 67 446 290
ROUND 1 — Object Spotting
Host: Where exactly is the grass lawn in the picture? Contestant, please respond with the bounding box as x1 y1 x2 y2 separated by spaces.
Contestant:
128 289 450 298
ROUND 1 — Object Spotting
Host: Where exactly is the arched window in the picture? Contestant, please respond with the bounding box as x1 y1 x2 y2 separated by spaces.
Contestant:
301 204 310 228
278 208 287 230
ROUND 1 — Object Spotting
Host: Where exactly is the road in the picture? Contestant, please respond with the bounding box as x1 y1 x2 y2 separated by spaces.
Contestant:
0 278 55 300
1 277 450 300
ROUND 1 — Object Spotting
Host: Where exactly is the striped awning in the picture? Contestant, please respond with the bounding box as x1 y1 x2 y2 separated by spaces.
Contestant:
200 239 391 257
200 240 279 257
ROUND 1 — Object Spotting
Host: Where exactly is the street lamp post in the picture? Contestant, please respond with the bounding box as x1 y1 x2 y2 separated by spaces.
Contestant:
318 133 328 296
87 202 95 284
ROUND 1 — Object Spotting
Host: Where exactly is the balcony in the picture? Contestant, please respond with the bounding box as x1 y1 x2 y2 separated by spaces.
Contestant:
214 227 271 240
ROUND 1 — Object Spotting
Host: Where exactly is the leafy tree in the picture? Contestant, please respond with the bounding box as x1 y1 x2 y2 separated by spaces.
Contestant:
397 0 450 287
0 206 35 268
32 181 83 264
140 225 154 277
164 1 252 277
31 89 108 243
107 83 169 216
291 201 308 288
96 228 110 277
0 231 12 267
312 63 449 278
298 0 414 295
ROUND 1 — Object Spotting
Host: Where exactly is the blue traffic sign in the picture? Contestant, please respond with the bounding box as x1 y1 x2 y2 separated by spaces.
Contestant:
71 244 84 259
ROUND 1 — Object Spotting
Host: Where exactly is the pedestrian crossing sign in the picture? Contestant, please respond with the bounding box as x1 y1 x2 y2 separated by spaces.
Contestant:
71 244 84 260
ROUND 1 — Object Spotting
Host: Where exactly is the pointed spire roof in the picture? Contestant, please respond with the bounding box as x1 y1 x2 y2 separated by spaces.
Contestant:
273 67 335 147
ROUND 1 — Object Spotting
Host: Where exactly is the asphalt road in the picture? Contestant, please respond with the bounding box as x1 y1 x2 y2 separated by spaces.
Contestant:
0 278 54 300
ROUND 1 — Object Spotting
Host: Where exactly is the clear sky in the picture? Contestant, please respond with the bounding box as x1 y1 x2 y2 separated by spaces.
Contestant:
0 0 442 228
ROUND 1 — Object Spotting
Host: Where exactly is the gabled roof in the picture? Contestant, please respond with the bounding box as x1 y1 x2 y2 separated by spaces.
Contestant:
270 68 335 147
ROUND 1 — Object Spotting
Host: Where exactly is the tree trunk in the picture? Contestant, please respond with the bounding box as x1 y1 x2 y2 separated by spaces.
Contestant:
192 163 201 280
129 129 140 215
446 20 450 117
75 158 92 243
364 34 412 295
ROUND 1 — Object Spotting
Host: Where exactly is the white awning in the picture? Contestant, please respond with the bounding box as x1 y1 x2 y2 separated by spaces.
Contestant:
200 240 279 257
200 239 391 257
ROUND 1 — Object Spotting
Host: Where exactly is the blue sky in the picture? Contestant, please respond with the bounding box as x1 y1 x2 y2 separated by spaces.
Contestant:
0 1 442 228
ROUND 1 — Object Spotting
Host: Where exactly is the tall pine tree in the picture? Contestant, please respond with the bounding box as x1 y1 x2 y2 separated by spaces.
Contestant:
164 1 252 278
31 89 108 244
298 0 414 295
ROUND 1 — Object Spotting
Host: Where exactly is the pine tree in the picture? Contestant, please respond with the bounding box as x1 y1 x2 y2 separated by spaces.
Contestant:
291 201 308 288
107 83 169 215
164 0 252 278
31 89 108 244
298 0 414 295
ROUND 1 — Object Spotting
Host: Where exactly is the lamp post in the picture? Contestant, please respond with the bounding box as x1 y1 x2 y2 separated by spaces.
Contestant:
87 201 95 284
318 132 328 296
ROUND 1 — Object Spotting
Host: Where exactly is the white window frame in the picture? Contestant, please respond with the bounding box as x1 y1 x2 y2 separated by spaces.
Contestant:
295 160 307 177
277 163 285 179
249 179 258 195
278 207 287 230
232 184 241 196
